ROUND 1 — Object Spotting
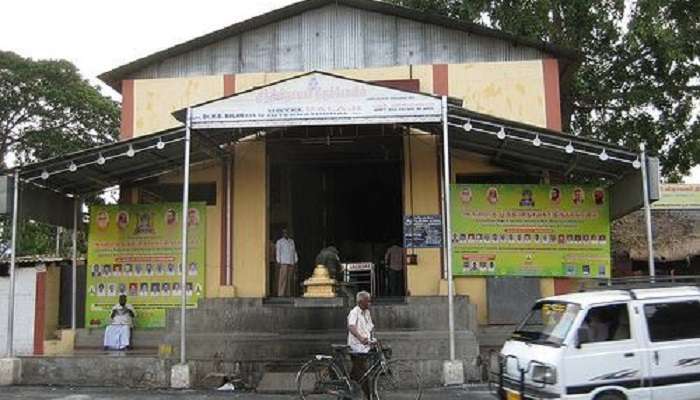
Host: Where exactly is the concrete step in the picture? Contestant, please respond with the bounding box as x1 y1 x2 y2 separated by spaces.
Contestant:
20 355 172 387
75 328 165 350
476 325 515 348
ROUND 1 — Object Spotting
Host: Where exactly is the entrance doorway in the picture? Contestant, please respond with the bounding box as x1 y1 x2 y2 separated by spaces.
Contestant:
268 128 405 298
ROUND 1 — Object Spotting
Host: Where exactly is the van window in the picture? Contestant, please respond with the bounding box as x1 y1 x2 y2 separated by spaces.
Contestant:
644 301 700 342
580 304 631 343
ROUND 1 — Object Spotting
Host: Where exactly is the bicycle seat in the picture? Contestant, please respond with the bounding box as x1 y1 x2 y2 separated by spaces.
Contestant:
331 344 350 352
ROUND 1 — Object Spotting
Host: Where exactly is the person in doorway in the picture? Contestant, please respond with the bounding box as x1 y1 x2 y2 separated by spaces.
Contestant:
315 245 341 281
275 228 298 297
103 295 136 351
384 242 406 296
347 291 374 399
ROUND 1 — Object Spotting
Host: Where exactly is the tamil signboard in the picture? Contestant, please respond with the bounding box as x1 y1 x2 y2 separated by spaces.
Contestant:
85 203 206 328
451 184 611 278
652 184 700 209
404 214 443 248
188 72 443 129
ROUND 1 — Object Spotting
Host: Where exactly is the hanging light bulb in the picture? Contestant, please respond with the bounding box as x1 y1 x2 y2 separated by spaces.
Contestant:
598 149 609 161
532 134 542 147
463 121 472 132
126 145 135 158
497 126 506 140
68 162 77 172
96 153 106 165
565 142 575 154
41 170 50 180
156 139 165 150
632 157 641 169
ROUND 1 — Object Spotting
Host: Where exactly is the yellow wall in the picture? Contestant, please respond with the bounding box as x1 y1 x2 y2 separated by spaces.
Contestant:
403 133 442 296
132 76 224 136
448 61 547 127
232 141 267 297
157 161 224 298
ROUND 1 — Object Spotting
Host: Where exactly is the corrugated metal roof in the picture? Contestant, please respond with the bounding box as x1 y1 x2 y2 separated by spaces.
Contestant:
98 0 579 91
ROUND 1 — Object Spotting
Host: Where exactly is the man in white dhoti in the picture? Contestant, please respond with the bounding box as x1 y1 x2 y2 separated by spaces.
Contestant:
103 295 136 351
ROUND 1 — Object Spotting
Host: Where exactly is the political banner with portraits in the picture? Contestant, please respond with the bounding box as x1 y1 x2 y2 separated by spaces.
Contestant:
451 185 610 278
86 202 206 328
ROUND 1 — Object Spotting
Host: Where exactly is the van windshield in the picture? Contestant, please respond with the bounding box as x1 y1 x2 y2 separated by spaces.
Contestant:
512 302 580 346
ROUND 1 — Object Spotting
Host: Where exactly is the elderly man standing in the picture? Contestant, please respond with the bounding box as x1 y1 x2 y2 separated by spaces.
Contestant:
103 294 136 351
276 228 298 297
348 291 374 398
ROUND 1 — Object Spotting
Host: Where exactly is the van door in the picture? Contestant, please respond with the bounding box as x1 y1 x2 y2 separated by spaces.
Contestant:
562 303 649 399
640 298 700 400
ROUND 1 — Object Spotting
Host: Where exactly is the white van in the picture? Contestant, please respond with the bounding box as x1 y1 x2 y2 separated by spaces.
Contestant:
497 286 700 400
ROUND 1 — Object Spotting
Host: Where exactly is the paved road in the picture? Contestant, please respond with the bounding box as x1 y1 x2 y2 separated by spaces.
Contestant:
0 386 497 400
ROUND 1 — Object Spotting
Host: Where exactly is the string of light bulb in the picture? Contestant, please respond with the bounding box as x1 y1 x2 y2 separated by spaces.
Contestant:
29 136 184 183
447 112 641 169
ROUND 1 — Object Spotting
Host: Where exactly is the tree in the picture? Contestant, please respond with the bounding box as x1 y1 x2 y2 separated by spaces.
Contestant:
0 51 119 166
389 0 700 181
0 51 119 255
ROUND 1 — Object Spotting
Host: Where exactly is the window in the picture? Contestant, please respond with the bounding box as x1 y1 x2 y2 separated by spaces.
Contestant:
580 304 631 344
644 301 700 342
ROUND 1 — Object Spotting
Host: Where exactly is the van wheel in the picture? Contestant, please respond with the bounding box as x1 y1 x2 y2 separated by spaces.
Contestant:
595 392 626 400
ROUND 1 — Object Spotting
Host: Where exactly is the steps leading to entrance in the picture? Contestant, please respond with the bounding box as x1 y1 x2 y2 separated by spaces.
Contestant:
74 328 165 351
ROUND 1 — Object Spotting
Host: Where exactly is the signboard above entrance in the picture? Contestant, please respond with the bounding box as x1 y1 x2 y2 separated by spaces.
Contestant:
187 72 443 129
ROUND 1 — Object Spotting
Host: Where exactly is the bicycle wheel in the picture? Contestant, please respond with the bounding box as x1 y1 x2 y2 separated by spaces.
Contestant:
373 360 422 400
297 359 347 400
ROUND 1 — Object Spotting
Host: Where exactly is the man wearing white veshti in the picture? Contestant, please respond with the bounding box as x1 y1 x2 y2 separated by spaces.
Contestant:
103 294 136 351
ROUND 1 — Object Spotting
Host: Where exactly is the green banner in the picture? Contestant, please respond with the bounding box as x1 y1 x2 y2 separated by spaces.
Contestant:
652 184 700 209
451 185 610 278
86 203 206 328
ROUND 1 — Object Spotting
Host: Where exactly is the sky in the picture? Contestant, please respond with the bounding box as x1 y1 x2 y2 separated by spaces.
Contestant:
1 0 698 182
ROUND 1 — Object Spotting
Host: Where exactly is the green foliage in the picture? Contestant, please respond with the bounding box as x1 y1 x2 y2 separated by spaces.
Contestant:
389 0 700 180
0 51 119 256
0 51 119 165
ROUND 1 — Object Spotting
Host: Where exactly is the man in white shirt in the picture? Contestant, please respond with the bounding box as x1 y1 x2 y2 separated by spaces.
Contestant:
347 291 374 398
275 228 298 297
103 295 136 351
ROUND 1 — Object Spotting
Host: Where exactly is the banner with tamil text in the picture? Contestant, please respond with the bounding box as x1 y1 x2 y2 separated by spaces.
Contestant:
86 203 206 328
451 185 610 278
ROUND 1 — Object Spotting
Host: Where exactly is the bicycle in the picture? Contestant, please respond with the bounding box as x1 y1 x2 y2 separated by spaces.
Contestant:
295 340 422 400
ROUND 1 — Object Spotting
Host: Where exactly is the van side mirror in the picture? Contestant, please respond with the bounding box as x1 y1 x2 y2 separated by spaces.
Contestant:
576 327 590 349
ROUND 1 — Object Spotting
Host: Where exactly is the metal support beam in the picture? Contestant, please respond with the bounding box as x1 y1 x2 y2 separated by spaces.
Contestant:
5 171 19 357
441 96 456 361
640 144 655 277
71 197 79 330
179 108 192 365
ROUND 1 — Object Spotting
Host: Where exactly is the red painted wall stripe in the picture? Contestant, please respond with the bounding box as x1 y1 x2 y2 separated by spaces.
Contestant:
224 74 236 97
542 59 562 131
432 64 449 96
120 79 135 140
33 271 46 355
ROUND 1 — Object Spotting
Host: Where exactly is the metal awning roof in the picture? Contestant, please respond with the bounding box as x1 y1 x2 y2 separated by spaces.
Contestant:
10 127 236 196
445 106 641 181
4 71 652 221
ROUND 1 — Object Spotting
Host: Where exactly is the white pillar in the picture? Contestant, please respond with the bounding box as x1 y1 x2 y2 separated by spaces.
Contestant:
5 171 20 357
440 97 463 385
179 108 192 365
71 198 79 330
640 143 655 277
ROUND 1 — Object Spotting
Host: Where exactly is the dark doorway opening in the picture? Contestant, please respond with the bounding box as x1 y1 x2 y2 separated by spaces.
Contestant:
268 128 404 298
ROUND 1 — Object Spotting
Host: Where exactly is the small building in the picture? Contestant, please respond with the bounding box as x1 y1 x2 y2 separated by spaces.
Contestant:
5 0 651 387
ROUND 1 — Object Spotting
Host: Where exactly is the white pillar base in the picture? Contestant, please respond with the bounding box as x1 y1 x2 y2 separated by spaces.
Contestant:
170 362 194 389
0 358 21 386
442 360 464 386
